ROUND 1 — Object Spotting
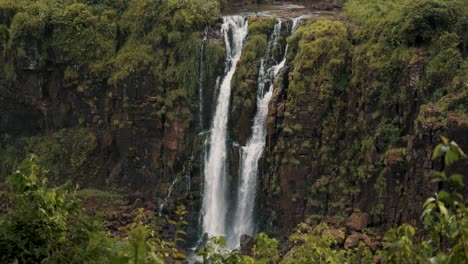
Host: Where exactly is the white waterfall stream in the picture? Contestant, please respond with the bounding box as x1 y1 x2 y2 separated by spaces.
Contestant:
229 20 285 247
200 16 303 248
201 16 248 238
158 177 178 216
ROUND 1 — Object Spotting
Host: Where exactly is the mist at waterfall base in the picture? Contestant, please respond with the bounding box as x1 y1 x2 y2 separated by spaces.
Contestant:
199 16 302 249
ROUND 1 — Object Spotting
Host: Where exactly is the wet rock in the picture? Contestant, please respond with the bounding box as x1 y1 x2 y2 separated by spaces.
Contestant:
240 235 255 256
370 241 382 252
144 210 154 218
346 211 369 231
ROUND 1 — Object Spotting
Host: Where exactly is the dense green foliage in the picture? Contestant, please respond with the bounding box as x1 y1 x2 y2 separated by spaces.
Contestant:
0 128 98 183
0 155 189 263
0 0 220 123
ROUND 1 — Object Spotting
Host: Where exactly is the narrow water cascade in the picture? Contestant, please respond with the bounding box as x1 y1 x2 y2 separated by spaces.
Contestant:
228 20 285 248
201 16 248 238
158 177 178 216
228 17 303 248
198 26 209 130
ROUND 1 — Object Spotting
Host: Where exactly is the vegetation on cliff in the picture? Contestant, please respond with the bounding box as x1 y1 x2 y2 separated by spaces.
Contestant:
0 0 467 262
0 139 465 263
0 0 223 189
264 0 467 234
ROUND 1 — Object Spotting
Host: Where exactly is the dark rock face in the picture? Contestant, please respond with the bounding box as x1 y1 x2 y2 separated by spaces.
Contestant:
240 235 255 256
261 19 468 238
1 10 466 249
0 22 227 246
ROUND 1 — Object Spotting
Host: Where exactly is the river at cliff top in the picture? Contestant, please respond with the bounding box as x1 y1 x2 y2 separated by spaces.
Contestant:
222 2 339 18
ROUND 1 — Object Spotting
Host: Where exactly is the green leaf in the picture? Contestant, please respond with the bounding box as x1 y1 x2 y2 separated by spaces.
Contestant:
437 201 448 218
449 174 464 188
423 197 436 208
444 150 459 166
441 136 449 145
432 144 443 159
421 208 433 220
450 141 466 157
437 190 450 203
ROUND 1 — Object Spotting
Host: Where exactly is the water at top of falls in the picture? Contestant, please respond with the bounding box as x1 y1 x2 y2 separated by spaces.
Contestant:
228 17 303 248
201 16 248 238
291 16 304 33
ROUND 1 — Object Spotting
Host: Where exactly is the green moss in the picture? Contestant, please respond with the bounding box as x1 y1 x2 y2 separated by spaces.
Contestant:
51 2 116 66
288 19 349 103
9 2 49 40
283 126 293 135
247 16 276 36
109 40 153 83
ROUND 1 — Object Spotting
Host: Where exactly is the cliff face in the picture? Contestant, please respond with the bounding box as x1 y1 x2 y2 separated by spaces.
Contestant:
260 11 467 235
0 0 466 244
0 1 226 244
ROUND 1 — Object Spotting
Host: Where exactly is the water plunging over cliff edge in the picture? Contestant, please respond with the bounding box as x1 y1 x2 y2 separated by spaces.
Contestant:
228 20 285 248
201 16 248 239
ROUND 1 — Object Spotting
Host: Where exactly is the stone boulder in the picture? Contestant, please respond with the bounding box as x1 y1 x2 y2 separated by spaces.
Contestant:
344 233 361 249
344 232 374 249
346 211 369 231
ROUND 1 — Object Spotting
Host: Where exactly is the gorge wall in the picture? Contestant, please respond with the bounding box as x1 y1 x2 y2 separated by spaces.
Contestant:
0 0 466 245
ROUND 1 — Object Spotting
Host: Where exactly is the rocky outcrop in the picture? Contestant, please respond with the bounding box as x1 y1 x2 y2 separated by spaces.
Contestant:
261 17 468 238
0 16 227 245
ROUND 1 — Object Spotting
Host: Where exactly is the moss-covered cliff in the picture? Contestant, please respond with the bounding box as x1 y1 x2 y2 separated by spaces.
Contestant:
0 0 225 232
262 0 467 236
0 0 466 244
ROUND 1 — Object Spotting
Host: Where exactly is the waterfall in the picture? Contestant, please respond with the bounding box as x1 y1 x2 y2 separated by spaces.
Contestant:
228 20 283 247
228 17 303 248
199 26 209 130
291 16 303 33
158 177 178 216
201 16 248 238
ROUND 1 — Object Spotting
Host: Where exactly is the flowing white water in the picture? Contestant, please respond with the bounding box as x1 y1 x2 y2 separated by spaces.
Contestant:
199 26 209 129
201 16 248 238
158 177 178 216
291 16 303 33
229 17 304 247
229 20 285 247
